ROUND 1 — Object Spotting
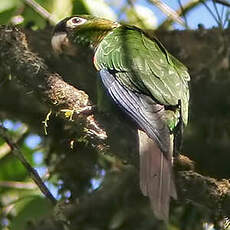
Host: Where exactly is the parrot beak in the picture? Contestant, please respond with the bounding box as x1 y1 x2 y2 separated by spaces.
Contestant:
51 32 77 56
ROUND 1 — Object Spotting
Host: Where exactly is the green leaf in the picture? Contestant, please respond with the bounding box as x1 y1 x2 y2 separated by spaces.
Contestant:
51 0 72 21
0 0 21 24
0 143 34 181
10 195 53 230
72 0 88 15
0 0 19 13
21 6 47 29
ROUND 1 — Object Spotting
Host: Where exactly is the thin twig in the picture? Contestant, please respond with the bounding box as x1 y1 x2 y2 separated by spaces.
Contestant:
24 0 58 25
178 0 189 28
0 124 57 205
148 0 186 27
212 0 223 27
220 4 225 22
215 0 230 7
159 0 206 29
201 0 220 26
223 10 230 27
0 181 37 189
0 124 28 160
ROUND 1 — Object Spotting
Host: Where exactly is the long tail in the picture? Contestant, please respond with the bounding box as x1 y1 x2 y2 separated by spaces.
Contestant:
138 130 177 221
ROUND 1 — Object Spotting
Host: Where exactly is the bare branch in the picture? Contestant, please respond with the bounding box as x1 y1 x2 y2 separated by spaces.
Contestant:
178 0 189 28
0 124 28 160
0 181 37 189
0 124 57 205
159 0 206 29
177 171 230 217
67 169 230 225
0 26 94 123
201 0 221 27
215 0 230 7
0 25 230 220
148 0 186 27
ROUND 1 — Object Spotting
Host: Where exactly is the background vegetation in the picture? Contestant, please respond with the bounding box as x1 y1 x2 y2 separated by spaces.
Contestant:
0 0 230 230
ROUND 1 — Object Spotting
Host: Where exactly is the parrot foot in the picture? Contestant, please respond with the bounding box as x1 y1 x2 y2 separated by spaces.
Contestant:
75 105 96 116
60 105 96 121
85 115 107 140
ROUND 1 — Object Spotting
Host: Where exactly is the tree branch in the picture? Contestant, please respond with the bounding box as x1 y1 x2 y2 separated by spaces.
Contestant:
0 26 91 114
29 168 230 230
158 0 209 29
0 25 230 218
148 0 186 27
215 0 230 7
176 171 230 217
0 25 106 144
0 124 57 205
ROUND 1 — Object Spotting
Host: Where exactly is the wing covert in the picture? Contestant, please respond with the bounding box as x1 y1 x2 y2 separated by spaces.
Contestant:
94 26 190 125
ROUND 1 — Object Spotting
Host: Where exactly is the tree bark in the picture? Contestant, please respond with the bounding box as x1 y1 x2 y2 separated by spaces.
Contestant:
0 25 230 221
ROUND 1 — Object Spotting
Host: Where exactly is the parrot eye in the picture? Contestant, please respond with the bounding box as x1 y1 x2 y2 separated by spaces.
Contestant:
66 17 87 28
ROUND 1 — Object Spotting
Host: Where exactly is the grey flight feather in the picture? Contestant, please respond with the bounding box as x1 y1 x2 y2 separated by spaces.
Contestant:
99 69 177 220
138 130 177 220
99 69 170 155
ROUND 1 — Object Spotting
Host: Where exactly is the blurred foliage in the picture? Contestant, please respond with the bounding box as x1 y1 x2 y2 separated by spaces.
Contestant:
0 121 51 230
126 4 157 29
0 0 118 28
0 0 230 230
1 0 230 29
73 0 117 21
10 195 52 230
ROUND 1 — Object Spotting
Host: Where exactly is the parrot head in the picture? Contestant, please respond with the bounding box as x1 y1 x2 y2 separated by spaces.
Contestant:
51 15 119 55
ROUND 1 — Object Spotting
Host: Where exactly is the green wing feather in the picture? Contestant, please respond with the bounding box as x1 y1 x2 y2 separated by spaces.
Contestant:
94 23 190 221
94 25 190 127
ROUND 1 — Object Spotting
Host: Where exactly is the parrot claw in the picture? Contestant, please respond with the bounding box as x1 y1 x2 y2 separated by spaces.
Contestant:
60 105 95 121
75 105 96 116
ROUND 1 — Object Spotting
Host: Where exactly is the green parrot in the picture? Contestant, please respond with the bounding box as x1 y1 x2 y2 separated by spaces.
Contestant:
51 15 190 220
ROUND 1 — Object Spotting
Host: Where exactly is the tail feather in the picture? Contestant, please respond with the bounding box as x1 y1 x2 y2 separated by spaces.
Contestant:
138 130 177 221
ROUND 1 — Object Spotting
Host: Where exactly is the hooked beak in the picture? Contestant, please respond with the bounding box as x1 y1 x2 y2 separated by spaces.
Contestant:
51 32 77 56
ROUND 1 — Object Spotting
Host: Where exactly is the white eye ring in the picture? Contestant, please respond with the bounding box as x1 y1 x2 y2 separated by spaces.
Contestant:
66 17 87 28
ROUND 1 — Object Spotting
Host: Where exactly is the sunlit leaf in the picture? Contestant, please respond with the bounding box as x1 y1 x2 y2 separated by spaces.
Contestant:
126 4 157 29
0 0 21 24
51 0 72 20
0 0 19 13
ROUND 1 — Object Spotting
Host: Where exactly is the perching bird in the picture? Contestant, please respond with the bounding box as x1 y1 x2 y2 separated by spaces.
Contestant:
51 15 190 221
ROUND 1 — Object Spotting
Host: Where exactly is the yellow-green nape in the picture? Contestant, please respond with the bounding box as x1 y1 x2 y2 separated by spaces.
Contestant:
71 15 101 20
69 15 115 23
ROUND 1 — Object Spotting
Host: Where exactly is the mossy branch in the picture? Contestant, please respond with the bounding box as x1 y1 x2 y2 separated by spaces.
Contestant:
0 25 230 219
